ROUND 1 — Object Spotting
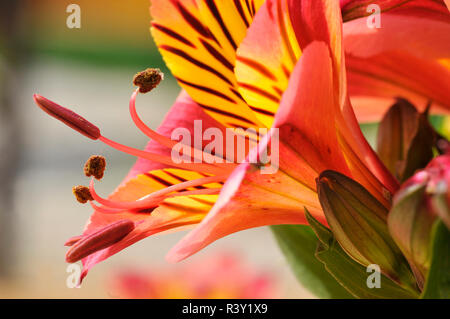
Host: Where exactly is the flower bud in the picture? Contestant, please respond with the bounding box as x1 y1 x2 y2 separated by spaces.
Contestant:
317 170 416 289
376 99 436 182
388 154 450 288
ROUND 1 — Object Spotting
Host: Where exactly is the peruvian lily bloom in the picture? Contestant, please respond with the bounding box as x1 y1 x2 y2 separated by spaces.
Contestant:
107 253 278 298
33 0 448 283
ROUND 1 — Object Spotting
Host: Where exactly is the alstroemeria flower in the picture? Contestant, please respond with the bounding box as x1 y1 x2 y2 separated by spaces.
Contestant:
33 0 449 282
152 0 450 130
107 253 278 298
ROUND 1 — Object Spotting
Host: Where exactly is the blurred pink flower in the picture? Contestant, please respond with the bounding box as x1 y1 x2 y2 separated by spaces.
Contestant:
106 253 278 299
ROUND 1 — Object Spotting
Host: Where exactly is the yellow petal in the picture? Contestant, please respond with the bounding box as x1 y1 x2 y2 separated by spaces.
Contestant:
151 0 265 133
235 0 301 128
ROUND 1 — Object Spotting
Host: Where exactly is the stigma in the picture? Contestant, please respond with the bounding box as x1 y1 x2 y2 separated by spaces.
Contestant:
65 219 135 263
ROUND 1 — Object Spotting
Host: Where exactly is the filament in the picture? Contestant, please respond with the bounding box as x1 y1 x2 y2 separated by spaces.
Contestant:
89 175 226 210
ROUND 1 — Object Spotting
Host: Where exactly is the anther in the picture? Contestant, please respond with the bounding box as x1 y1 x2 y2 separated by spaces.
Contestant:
73 185 94 204
33 94 101 140
84 155 106 179
133 68 164 93
65 219 135 263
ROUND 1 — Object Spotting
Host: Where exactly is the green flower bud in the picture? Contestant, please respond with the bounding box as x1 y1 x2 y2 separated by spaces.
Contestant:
317 170 417 291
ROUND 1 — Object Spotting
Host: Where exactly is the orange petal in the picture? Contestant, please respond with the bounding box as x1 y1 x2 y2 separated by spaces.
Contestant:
167 160 323 262
150 0 265 131
343 10 450 60
347 51 450 121
75 168 220 281
235 0 301 128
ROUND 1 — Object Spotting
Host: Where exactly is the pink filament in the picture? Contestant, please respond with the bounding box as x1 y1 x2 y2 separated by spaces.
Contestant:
129 89 178 149
89 175 226 210
98 135 227 176
90 187 220 215
129 89 232 168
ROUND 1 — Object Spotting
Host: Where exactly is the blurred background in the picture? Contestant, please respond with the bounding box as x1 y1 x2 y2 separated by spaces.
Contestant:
0 0 314 298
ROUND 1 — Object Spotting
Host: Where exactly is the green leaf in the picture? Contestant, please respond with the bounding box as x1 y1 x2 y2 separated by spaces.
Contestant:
270 225 353 299
421 221 450 299
306 211 420 299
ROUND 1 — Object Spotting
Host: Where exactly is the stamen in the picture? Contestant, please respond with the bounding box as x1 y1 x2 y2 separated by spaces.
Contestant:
98 135 225 175
166 188 221 197
130 89 231 166
89 174 226 210
73 185 94 204
133 68 164 93
129 89 177 149
89 187 219 215
90 202 124 214
34 94 230 176
33 94 100 140
84 155 107 180
65 219 135 263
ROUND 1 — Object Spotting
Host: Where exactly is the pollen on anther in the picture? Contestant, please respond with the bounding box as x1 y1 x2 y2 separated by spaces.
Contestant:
84 155 106 180
133 68 164 93
73 185 94 204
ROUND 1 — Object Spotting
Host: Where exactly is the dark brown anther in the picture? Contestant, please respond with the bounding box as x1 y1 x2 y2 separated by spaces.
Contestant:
133 68 164 93
73 185 94 204
84 155 106 179
65 219 135 263
33 94 101 140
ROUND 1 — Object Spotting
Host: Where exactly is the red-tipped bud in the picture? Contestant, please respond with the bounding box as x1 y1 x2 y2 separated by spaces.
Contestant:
33 94 100 140
65 219 135 263
388 154 450 288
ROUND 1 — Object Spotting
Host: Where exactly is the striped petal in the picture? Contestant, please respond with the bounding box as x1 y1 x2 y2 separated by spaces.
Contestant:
234 0 345 128
235 0 301 128
78 168 221 281
150 0 265 132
